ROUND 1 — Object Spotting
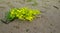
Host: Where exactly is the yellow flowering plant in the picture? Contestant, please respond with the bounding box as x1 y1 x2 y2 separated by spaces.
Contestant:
6 7 41 22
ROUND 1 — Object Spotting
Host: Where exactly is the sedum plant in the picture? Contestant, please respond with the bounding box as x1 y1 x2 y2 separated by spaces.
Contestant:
6 7 41 22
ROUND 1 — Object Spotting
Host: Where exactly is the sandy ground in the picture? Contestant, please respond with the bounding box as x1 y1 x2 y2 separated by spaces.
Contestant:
0 0 60 33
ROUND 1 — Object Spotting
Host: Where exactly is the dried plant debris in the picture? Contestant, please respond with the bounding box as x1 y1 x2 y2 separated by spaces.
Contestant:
0 19 9 24
53 6 59 9
0 19 13 24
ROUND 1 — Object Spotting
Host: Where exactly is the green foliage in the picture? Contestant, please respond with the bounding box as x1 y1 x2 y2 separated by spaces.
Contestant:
6 7 41 21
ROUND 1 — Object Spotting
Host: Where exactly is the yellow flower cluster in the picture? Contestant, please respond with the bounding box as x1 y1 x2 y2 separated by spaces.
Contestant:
6 7 41 21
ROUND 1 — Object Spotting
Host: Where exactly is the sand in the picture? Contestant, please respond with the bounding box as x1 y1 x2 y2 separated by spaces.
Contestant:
0 0 60 33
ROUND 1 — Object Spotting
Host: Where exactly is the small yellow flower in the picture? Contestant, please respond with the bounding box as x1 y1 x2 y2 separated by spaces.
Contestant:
17 10 20 11
29 10 33 13
26 16 33 21
19 16 24 20
11 11 14 14
16 14 20 17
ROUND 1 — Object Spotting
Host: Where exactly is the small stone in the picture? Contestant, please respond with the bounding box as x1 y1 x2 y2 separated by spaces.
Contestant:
13 26 20 29
26 29 29 32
